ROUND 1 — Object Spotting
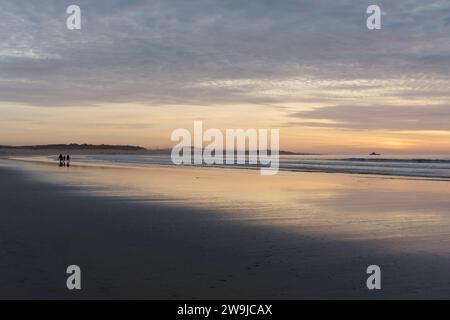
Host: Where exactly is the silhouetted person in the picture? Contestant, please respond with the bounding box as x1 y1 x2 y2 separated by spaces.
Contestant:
66 155 70 167
59 154 63 166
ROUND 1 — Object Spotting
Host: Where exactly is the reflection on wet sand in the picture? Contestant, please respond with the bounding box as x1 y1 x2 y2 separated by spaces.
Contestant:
12 157 450 254
2 157 450 298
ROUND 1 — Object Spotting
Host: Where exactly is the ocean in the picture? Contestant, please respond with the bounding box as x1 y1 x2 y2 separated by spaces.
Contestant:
49 154 450 180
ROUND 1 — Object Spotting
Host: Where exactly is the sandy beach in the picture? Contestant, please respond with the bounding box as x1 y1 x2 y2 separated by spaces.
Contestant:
1 157 450 299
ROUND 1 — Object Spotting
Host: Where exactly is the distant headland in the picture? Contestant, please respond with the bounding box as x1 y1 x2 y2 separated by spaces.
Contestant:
0 144 146 151
0 144 313 156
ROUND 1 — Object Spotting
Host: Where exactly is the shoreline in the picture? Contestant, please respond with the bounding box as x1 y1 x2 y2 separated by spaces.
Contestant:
6 154 450 182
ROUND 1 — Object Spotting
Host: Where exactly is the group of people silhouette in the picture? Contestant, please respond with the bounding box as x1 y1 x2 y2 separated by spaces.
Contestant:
58 154 71 167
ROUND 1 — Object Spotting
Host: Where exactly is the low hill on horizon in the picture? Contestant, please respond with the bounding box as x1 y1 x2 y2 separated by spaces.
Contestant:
0 144 317 155
0 144 147 151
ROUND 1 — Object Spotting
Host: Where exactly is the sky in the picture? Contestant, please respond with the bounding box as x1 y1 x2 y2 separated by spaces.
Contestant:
0 0 449 154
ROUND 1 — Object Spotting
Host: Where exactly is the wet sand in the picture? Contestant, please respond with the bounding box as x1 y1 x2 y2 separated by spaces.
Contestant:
1 159 450 299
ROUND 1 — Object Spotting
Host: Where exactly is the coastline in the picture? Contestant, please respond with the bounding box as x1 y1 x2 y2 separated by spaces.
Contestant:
7 151 450 181
1 159 450 299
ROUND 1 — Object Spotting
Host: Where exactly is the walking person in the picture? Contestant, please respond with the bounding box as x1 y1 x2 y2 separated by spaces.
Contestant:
58 154 63 166
66 155 70 167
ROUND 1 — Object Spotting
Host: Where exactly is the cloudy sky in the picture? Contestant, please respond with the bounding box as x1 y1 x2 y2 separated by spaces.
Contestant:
1 0 449 153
